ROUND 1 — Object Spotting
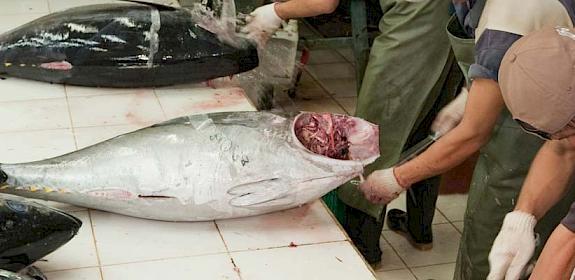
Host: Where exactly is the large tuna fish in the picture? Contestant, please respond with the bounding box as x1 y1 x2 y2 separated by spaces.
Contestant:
0 1 258 87
0 195 81 272
0 112 379 221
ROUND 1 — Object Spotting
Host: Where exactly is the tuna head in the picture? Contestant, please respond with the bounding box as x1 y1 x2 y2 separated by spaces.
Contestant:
0 195 81 272
225 112 380 216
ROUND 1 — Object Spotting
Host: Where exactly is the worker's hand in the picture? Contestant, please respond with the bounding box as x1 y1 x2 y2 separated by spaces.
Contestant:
487 211 537 280
241 3 284 47
358 168 407 204
431 87 468 137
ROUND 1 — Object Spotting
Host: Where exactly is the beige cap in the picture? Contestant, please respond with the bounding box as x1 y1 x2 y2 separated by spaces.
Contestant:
499 26 575 134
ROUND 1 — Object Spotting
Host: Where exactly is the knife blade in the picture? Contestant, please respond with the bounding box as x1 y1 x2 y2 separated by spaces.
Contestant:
397 132 441 203
349 132 441 205
397 132 440 166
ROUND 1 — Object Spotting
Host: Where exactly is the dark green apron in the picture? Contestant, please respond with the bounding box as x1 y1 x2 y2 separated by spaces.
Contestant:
337 0 455 219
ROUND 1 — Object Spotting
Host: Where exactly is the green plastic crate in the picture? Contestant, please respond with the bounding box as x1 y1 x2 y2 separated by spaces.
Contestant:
322 189 346 224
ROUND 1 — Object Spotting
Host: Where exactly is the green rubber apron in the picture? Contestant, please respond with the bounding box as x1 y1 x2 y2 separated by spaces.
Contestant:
337 0 455 219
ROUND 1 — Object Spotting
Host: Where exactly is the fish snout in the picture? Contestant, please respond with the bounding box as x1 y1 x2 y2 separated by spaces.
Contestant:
0 196 81 272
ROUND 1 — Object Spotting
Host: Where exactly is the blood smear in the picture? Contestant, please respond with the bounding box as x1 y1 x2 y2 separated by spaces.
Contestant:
40 61 73 70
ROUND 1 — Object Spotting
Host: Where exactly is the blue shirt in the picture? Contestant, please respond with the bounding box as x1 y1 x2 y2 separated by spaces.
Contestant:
453 0 575 81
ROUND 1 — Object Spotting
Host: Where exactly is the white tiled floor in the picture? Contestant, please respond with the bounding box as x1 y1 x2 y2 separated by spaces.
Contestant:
101 254 240 280
0 129 76 163
231 242 376 280
436 194 468 223
376 269 417 280
382 224 461 268
68 91 165 127
216 202 347 251
1 0 50 15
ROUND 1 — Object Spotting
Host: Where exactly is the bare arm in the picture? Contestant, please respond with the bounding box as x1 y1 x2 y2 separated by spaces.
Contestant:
530 224 575 280
274 0 339 19
514 139 575 220
394 78 504 187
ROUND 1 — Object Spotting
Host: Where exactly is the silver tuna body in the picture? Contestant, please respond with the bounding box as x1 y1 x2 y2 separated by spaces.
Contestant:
0 111 378 221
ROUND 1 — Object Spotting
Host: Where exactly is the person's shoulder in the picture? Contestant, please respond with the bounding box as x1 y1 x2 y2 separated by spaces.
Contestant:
470 30 521 81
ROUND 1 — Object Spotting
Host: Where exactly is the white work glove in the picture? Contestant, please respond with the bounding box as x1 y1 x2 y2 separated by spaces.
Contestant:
487 211 537 280
359 168 406 204
241 3 284 47
431 87 468 137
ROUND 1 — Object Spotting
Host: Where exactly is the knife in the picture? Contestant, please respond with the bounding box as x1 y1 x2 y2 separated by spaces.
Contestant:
350 132 442 205
350 132 441 186
397 132 441 166
398 132 442 203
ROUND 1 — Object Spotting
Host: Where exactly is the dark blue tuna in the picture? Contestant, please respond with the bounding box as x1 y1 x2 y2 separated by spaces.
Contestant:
0 1 258 87
0 194 81 272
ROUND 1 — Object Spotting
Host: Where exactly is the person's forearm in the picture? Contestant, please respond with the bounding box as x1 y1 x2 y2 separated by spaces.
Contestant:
514 140 575 220
395 123 486 186
274 0 339 20
395 79 504 186
530 224 575 280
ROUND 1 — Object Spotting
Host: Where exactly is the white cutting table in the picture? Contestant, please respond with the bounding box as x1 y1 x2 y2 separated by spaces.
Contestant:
0 75 376 280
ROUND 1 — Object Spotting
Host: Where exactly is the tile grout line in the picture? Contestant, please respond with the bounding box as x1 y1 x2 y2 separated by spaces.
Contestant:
301 68 350 114
380 234 413 275
92 252 231 269
0 123 150 135
435 207 464 235
72 239 357 275
43 265 100 274
226 239 349 254
0 12 48 17
299 20 355 65
87 210 105 280
213 221 244 280
0 86 175 105
0 92 67 104
318 199 380 278
336 49 357 65
45 0 53 13
381 221 454 234
152 88 169 121
380 232 425 279
382 224 460 280
63 85 80 150
409 261 457 270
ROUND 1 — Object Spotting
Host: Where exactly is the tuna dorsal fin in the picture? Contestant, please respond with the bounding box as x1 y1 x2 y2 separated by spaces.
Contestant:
227 178 293 208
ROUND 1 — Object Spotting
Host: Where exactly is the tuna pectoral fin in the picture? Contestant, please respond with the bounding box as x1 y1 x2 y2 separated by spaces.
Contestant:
228 179 291 208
